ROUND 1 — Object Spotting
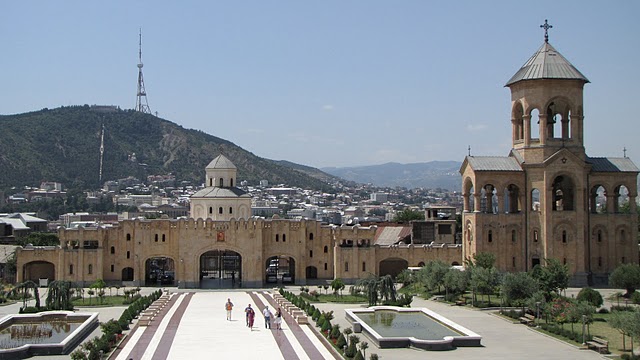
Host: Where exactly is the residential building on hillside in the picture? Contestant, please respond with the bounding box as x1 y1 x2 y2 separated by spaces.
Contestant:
16 155 460 288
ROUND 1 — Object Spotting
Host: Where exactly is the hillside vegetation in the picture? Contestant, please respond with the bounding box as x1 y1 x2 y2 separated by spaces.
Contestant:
0 106 335 191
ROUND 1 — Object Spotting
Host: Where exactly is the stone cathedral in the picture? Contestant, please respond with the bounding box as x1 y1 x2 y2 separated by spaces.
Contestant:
460 23 638 286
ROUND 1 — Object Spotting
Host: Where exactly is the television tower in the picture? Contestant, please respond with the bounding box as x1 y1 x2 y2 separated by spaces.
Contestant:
99 123 105 183
135 28 151 113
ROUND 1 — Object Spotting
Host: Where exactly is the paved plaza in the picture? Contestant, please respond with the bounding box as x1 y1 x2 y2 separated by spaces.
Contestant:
0 287 614 360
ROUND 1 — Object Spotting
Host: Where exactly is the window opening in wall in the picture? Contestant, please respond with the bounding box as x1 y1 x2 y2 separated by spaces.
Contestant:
563 258 567 265
276 234 279 242
562 231 567 243
530 108 540 139
362 262 366 272
69 264 73 275
229 207 233 214
345 262 349 272
309 233 314 240
512 230 517 242
616 185 630 213
324 245 328 253
219 207 223 214
512 257 516 268
111 246 115 254
283 234 286 242
324 263 327 271
531 189 541 211
598 257 602 267
111 264 115 272
127 251 131 259
230 179 234 187
155 234 158 242
488 230 493 243
553 176 575 211
162 234 166 242
533 230 539 242
597 230 602 242
88 264 93 275
309 250 313 258
126 233 131 241
219 178 224 187
621 230 626 242
209 207 213 214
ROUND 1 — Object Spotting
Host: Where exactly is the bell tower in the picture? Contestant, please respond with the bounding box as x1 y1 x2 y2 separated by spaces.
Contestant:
506 20 590 163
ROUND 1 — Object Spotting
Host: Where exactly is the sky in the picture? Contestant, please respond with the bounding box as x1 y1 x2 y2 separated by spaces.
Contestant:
1 1 639 169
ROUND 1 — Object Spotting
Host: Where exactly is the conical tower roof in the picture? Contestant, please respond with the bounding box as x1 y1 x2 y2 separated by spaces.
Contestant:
505 42 589 86
206 154 236 170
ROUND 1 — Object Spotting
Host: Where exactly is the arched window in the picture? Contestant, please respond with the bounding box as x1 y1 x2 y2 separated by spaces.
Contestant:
323 245 328 253
562 230 567 243
309 232 314 240
506 184 521 213
598 257 602 267
110 246 115 254
210 179 213 187
620 229 626 242
111 264 115 272
344 262 349 272
155 234 158 242
511 230 517 242
229 207 233 214
615 185 630 213
590 185 607 213
309 250 313 258
230 179 234 187
282 234 286 242
597 230 602 242
531 189 540 211
219 178 224 187
533 230 539 242
324 263 327 271
276 234 279 242
219 207 223 214
530 108 540 140
162 234 166 242
127 251 130 259
488 230 493 243
69 264 74 275
209 207 213 214
88 264 93 275
362 262 366 272
553 176 574 211
126 233 131 241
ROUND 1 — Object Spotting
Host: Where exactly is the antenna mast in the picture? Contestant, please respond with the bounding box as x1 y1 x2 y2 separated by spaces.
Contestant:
99 123 105 183
135 28 151 113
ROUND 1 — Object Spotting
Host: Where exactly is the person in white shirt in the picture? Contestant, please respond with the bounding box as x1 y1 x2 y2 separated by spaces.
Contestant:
263 305 272 329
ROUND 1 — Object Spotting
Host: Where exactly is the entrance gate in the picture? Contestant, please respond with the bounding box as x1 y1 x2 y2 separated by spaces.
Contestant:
200 250 241 289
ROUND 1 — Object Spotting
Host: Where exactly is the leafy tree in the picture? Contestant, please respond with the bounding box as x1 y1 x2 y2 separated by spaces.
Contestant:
610 310 634 351
359 341 369 359
609 263 640 297
576 287 604 308
470 266 500 306
336 333 347 350
16 232 60 246
420 260 449 293
393 209 424 222
46 280 74 310
468 252 496 269
501 272 538 312
331 278 345 297
443 268 468 299
530 258 569 299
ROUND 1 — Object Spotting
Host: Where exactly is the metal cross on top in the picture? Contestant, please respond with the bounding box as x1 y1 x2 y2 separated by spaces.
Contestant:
540 19 553 43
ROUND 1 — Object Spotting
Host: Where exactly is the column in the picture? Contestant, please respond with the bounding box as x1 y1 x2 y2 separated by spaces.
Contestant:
463 193 470 212
496 192 504 214
473 193 481 212
539 114 547 145
523 115 531 146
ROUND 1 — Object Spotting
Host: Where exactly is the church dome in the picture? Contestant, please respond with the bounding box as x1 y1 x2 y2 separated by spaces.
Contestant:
505 42 589 86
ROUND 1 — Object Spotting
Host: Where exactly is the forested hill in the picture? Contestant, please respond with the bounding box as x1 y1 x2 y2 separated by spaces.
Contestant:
0 106 336 191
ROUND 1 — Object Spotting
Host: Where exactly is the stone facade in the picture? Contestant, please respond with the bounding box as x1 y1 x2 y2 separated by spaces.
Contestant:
460 40 638 286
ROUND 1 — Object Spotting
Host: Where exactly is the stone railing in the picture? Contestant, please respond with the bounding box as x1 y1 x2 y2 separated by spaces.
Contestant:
272 293 308 324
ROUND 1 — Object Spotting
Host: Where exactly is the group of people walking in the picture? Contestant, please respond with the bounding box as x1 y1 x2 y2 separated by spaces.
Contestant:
225 298 282 330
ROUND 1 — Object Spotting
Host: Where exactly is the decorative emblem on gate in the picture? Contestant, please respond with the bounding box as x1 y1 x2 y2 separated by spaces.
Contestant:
217 231 225 242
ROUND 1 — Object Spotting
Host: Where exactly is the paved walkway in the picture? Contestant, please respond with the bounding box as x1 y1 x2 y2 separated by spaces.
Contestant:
0 287 616 360
112 290 338 360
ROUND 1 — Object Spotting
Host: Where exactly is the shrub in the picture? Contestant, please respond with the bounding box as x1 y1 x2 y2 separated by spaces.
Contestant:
353 350 364 360
330 324 341 339
336 334 347 349
577 287 604 307
321 319 332 333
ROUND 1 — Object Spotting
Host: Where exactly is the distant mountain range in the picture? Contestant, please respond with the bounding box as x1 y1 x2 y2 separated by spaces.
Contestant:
0 106 337 191
322 161 462 190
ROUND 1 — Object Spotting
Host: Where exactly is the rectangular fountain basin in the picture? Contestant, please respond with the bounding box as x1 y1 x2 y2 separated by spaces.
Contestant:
346 306 482 351
0 311 99 359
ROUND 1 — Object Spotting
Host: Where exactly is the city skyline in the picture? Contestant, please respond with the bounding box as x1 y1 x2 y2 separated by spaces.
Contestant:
1 1 638 169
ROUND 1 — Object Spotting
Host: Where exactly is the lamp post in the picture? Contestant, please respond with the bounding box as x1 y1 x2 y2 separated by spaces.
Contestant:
582 315 587 345
535 301 541 327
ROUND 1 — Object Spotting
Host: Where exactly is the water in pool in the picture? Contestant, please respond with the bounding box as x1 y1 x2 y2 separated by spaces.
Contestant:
360 310 462 340
0 319 84 349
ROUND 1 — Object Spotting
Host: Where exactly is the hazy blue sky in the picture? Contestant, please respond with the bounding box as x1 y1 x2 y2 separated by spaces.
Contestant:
1 1 638 168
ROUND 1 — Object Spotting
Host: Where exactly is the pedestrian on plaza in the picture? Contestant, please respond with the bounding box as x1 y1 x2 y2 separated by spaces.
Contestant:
263 305 272 329
225 298 234 321
245 304 253 327
274 308 282 330
247 305 256 330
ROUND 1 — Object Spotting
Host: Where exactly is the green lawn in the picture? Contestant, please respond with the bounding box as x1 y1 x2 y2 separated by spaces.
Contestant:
302 293 368 303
